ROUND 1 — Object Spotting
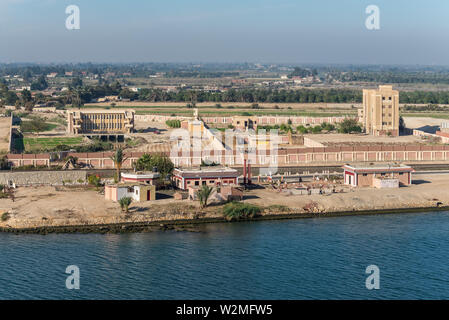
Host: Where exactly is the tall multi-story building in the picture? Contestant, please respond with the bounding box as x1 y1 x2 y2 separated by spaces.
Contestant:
67 109 135 135
363 85 399 136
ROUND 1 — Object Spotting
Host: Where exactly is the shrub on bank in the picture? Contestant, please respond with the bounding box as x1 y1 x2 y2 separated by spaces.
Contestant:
1 212 10 222
223 202 261 221
119 197 132 213
87 175 102 187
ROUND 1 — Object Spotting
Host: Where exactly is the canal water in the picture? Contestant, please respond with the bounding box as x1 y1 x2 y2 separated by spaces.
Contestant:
1 211 449 299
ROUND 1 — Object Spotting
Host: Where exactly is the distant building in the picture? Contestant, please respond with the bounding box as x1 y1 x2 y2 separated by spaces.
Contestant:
172 167 239 190
363 85 399 136
181 119 205 136
67 109 134 135
232 116 258 131
343 163 414 188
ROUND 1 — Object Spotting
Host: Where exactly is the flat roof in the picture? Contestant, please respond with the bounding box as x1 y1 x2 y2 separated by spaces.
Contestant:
67 109 135 114
106 182 153 188
174 166 239 178
121 172 160 179
343 163 414 173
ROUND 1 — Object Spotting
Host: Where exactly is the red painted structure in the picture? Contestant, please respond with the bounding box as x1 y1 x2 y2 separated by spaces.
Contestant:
173 167 239 190
343 164 414 187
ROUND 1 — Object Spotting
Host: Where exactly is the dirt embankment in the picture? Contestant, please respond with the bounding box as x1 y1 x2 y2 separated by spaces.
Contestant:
1 173 449 233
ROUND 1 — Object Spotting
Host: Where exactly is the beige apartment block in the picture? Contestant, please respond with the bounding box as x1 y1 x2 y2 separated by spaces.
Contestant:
363 85 399 136
67 109 134 135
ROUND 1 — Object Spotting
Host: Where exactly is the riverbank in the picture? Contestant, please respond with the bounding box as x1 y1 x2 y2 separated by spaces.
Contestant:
2 173 449 233
1 205 448 235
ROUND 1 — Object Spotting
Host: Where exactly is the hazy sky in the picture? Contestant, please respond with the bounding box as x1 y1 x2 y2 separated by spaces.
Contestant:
0 0 448 64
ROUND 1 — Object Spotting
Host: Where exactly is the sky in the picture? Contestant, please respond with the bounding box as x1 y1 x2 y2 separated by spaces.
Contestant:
0 0 449 65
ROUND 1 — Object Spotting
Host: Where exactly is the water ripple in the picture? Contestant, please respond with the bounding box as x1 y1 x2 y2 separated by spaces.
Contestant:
1 211 449 299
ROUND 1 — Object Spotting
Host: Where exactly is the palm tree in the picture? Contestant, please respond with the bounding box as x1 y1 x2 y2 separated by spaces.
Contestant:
110 148 126 183
197 185 214 209
118 197 132 213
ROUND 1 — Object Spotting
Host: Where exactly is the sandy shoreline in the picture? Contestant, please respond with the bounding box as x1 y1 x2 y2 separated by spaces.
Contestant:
1 205 448 234
2 172 449 234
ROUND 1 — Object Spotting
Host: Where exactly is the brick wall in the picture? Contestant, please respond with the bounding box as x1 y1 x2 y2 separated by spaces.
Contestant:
6 145 449 169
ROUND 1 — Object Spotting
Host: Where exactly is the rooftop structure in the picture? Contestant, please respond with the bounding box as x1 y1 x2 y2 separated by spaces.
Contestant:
363 85 399 137
67 109 135 135
121 172 160 186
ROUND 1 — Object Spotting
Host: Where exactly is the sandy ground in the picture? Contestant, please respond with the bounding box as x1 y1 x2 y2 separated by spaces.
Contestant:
403 117 446 130
0 117 11 153
1 173 449 229
132 120 174 152
245 173 449 213
305 133 423 145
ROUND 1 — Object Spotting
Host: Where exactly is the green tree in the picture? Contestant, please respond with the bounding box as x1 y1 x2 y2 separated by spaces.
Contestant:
87 175 102 187
296 125 308 134
21 89 32 103
0 156 10 170
110 148 126 183
197 185 214 209
134 153 174 178
30 75 48 90
71 77 83 88
338 118 362 134
311 125 322 134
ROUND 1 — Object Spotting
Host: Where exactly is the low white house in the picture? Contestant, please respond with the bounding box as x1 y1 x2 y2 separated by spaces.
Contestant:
105 183 156 202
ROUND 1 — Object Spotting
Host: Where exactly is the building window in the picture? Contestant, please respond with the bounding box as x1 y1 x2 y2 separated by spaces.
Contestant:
195 181 199 186
363 173 368 176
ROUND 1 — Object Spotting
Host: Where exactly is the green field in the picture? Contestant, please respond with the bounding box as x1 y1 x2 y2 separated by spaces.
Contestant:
15 137 84 152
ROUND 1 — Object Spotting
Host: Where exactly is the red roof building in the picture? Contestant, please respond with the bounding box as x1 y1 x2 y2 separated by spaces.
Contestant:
173 167 239 190
343 163 414 188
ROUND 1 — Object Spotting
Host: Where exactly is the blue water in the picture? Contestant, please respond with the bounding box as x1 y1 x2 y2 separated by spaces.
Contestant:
1 211 449 299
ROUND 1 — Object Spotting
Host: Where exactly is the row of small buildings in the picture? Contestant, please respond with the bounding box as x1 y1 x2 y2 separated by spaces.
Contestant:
104 161 414 204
